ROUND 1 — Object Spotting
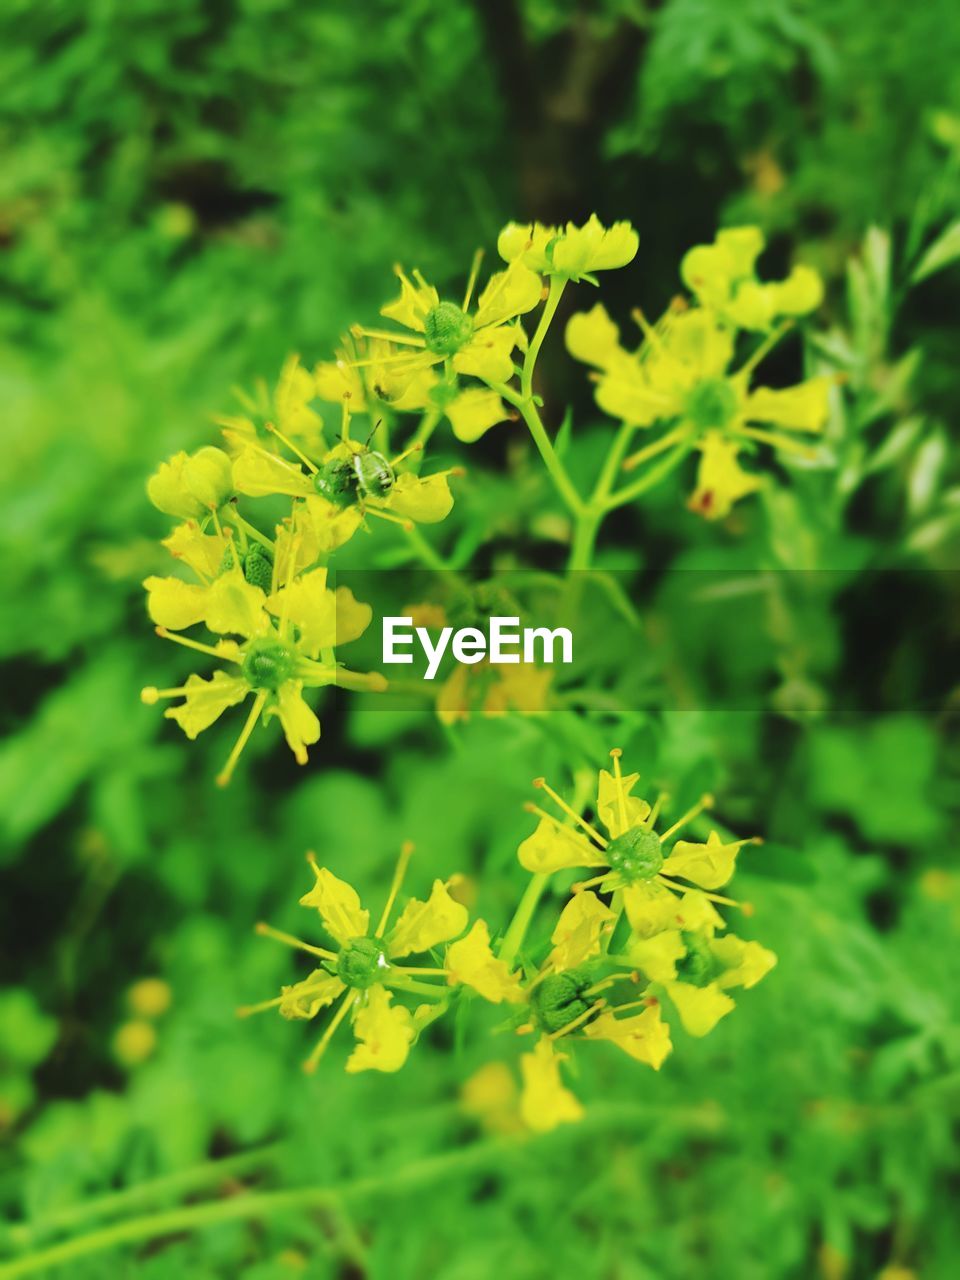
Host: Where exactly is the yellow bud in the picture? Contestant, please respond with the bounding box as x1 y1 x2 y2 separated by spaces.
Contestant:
127 977 172 1019
112 1019 157 1068
147 447 233 519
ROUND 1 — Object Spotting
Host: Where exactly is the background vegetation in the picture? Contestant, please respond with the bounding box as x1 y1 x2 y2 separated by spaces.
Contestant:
2 1 959 1276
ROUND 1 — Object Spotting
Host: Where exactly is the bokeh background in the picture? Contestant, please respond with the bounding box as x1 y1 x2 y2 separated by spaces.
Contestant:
2 2 960 1277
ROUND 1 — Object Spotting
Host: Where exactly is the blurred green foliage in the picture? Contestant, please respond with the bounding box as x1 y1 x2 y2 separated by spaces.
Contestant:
1 1 959 1277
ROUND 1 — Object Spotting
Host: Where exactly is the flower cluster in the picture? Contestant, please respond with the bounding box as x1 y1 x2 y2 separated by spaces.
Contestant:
243 750 774 1133
566 225 830 519
141 355 460 783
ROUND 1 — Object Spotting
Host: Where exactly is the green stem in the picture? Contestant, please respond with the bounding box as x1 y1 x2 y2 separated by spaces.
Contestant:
386 975 450 1000
228 511 275 552
410 408 442 454
604 442 692 511
520 276 566 402
498 872 550 968
0 1147 282 1252
490 275 586 519
567 422 636 571
403 524 451 572
568 510 600 572
496 384 584 517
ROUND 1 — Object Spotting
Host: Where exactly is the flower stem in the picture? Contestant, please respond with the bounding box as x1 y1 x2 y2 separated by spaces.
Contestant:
604 441 692 510
498 872 550 968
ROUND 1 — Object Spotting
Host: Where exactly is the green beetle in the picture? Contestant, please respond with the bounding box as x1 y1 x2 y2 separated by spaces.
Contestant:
314 427 396 508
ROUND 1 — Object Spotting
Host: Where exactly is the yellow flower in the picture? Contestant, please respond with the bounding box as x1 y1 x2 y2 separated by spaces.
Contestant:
519 1037 584 1133
141 565 383 784
687 431 764 520
566 232 830 519
215 354 324 449
518 750 758 936
316 334 512 444
583 1001 672 1068
680 227 824 329
362 254 542 385
314 336 438 415
231 427 456 530
461 1062 523 1135
147 447 233 520
446 920 524 1003
627 918 777 1037
436 660 554 725
498 215 639 283
242 846 469 1074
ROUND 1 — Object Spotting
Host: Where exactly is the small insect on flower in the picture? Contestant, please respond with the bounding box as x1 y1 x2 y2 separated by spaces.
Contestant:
239 844 471 1075
230 413 458 531
313 422 396 507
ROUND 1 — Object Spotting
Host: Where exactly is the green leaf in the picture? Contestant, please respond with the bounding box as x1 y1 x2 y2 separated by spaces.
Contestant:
911 220 960 284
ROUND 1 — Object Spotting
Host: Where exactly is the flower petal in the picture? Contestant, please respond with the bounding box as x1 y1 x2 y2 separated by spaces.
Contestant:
565 304 623 370
299 867 369 945
144 576 208 631
453 325 517 383
664 830 744 890
279 970 345 1019
687 432 763 521
596 767 650 839
164 672 248 739
622 882 682 938
386 472 454 523
549 892 614 970
271 682 320 765
517 818 600 874
711 936 777 990
446 388 508 443
380 270 438 333
664 980 735 1037
232 447 314 499
626 930 686 982
584 1003 672 1068
203 574 268 638
345 986 414 1074
745 377 830 433
473 260 543 328
275 353 323 437
497 221 556 271
301 496 364 552
445 920 523 1004
519 1038 583 1133
163 522 228 579
387 880 469 957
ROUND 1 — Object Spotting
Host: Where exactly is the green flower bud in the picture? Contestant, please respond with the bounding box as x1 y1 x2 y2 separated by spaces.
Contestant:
684 378 739 432
336 936 387 989
241 639 297 691
148 447 233 519
532 968 593 1034
424 302 474 356
605 826 663 883
240 544 274 592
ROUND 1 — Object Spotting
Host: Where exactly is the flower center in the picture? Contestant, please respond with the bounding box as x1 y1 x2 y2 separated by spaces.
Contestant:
684 377 738 432
241 639 297 691
605 826 663 883
336 936 387 989
532 968 593 1034
424 302 474 356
